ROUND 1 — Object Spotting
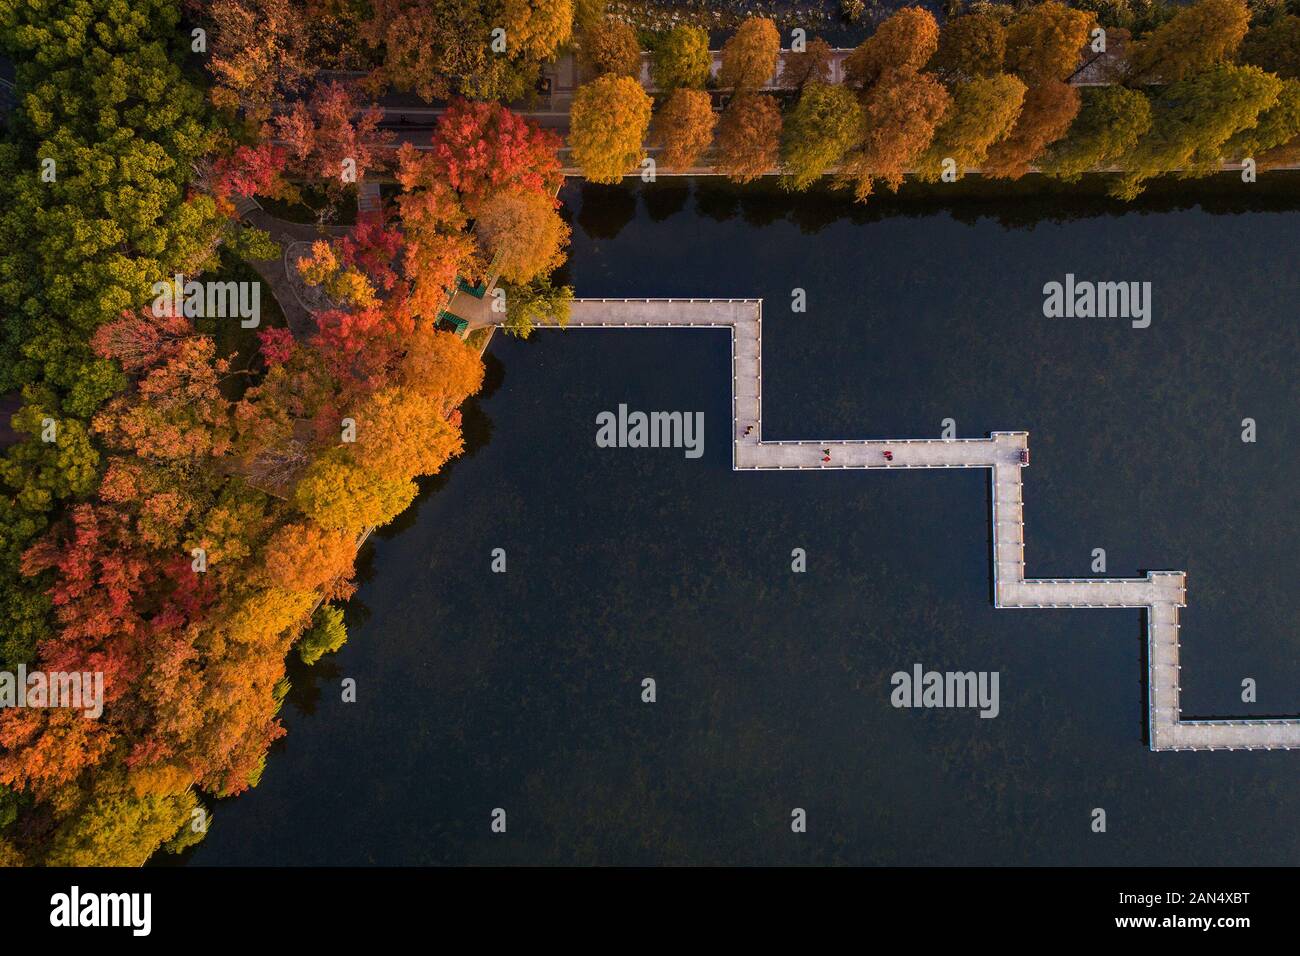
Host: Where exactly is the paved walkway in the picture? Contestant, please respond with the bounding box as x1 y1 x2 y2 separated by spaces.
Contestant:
544 297 1300 753
235 195 348 340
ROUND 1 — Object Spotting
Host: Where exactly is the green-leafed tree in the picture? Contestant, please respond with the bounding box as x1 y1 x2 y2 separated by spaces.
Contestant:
781 83 863 190
1223 77 1300 159
298 605 349 664
0 0 223 403
502 275 575 338
1113 63 1282 198
653 24 712 90
1039 85 1153 182
915 74 1027 180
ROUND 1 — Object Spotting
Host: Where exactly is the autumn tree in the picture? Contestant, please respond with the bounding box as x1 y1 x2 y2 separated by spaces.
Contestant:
915 74 1026 180
349 386 466 482
781 83 863 190
840 69 951 199
928 12 1007 81
1003 2 1094 83
425 99 563 214
262 522 358 599
580 16 642 77
398 328 486 415
715 94 783 183
1039 85 1153 181
92 334 233 462
718 17 780 92
502 0 574 62
653 89 718 171
982 80 1081 178
653 24 712 90
1113 64 1281 198
272 82 394 189
474 190 571 285
395 145 478 315
570 74 653 183
779 36 835 89
361 0 535 102
293 452 418 533
205 0 315 120
844 7 941 88
210 143 291 203
1240 15 1300 80
20 504 157 708
1125 0 1250 83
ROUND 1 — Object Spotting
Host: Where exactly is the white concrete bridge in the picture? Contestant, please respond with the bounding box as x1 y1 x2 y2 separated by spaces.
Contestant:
543 297 1300 752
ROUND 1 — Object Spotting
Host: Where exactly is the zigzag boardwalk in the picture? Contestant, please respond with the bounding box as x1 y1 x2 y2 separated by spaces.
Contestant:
543 298 1300 752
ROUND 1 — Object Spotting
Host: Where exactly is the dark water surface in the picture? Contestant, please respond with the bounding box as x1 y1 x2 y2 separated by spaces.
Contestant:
188 177 1299 866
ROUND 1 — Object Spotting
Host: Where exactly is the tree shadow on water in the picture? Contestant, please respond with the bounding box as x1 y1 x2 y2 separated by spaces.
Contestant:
576 182 638 239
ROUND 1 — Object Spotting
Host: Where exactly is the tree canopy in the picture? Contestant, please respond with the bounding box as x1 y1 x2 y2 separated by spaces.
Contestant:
718 17 780 92
570 74 653 183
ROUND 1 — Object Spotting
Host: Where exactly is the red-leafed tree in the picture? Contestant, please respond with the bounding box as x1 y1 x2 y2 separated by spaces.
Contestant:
395 143 480 315
425 98 563 213
257 327 296 366
272 82 395 188
338 216 405 295
210 142 290 202
21 505 157 706
91 308 194 375
313 300 416 390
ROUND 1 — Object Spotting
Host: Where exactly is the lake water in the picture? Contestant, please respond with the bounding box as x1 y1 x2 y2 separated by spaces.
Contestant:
184 175 1300 866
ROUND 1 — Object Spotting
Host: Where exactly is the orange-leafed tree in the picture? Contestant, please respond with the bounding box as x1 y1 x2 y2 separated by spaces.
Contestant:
399 327 487 414
569 74 653 183
653 88 718 171
982 79 1081 179
715 94 783 183
349 386 466 481
206 0 315 119
845 7 941 89
779 36 835 89
473 189 571 285
580 16 642 77
840 69 951 200
1003 2 1094 83
718 17 780 92
262 521 359 599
